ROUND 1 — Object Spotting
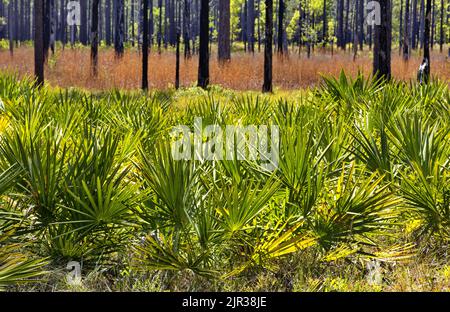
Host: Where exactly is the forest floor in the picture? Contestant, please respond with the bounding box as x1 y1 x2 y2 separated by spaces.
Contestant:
0 45 449 91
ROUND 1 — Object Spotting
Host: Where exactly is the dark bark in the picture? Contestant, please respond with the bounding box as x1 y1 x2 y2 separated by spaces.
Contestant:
35 0 45 87
412 0 418 48
247 0 255 53
158 0 162 53
262 0 273 93
400 0 404 54
323 0 327 46
142 0 149 90
218 0 231 61
80 0 88 44
91 0 100 76
175 32 180 89
337 0 344 48
114 0 125 56
8 1 13 55
184 0 191 58
439 0 443 52
358 0 364 50
373 0 392 80
277 0 284 53
197 0 209 89
423 0 432 82
404 0 411 59
105 0 112 45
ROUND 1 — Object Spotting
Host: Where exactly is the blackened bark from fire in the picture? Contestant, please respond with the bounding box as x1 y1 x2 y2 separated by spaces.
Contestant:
142 0 149 90
35 0 45 87
373 0 392 80
197 0 209 89
262 0 273 93
218 0 231 61
91 0 100 76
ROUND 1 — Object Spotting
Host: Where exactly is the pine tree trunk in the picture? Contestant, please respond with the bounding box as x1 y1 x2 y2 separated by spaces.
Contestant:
423 0 431 82
35 0 45 87
91 0 100 76
114 0 125 56
323 0 327 47
404 0 411 59
247 0 255 53
277 0 284 54
373 0 392 80
80 0 88 44
197 0 209 89
142 0 149 90
400 0 404 54
184 0 191 58
337 0 344 48
218 0 231 61
8 1 13 55
439 0 443 52
412 0 418 48
105 0 111 45
262 0 273 93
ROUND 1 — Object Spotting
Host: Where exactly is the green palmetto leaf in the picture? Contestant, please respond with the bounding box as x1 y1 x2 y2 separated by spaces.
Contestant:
136 142 200 229
309 162 401 250
133 233 217 278
213 175 281 235
0 244 48 291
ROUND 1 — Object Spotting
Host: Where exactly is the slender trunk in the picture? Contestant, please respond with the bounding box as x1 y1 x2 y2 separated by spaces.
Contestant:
91 0 100 76
197 0 209 88
439 0 443 52
114 0 125 56
8 1 13 55
218 0 231 61
277 0 284 53
412 0 418 49
323 0 327 47
404 0 411 59
373 0 391 80
400 0 404 54
175 32 180 89
262 0 273 93
142 0 149 90
423 0 431 82
337 0 344 48
106 0 111 45
247 0 255 53
158 0 162 53
35 0 45 87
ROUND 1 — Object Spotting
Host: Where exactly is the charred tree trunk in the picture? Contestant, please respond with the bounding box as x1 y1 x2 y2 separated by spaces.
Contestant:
423 0 432 82
323 0 327 47
114 0 125 56
197 0 209 89
183 0 191 58
404 0 411 59
91 0 100 76
35 0 45 87
262 0 273 93
373 0 392 80
142 0 149 90
105 0 112 45
337 0 344 48
277 0 284 54
247 0 255 53
218 0 231 61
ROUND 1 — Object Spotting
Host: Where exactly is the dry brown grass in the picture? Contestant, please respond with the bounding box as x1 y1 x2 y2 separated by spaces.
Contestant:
0 46 448 91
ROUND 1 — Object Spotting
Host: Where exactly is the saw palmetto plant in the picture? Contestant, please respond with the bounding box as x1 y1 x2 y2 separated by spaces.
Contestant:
0 72 448 291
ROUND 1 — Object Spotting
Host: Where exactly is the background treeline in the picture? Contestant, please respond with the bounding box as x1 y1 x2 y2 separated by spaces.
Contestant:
0 0 448 57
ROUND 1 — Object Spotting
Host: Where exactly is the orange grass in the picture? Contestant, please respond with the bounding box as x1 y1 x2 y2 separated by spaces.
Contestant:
0 46 448 91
